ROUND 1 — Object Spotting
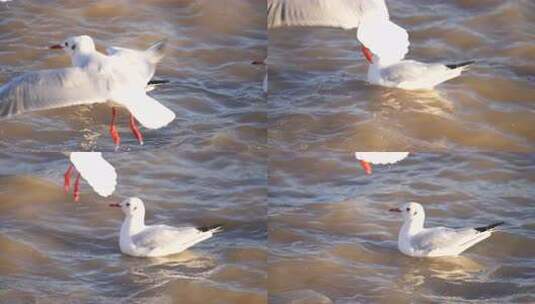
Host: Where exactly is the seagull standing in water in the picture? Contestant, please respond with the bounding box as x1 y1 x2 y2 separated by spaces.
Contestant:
64 152 117 202
389 202 504 257
0 35 175 147
109 197 223 258
268 0 473 90
354 152 409 175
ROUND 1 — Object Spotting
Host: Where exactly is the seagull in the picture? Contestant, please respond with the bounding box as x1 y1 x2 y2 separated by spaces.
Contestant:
354 152 409 175
64 152 117 202
0 35 175 147
361 46 475 90
389 202 504 257
268 0 409 67
109 197 223 257
268 0 473 90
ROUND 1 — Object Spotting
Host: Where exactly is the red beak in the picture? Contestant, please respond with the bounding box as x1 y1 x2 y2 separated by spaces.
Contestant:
109 203 121 207
359 160 373 175
49 44 64 50
389 208 402 213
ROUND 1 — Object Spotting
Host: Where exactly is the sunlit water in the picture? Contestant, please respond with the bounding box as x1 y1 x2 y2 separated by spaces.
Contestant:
0 148 267 303
268 0 535 152
0 0 266 152
268 152 535 303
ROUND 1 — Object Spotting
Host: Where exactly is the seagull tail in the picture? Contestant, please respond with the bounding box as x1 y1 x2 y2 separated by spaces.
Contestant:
445 61 475 70
198 224 223 234
475 221 504 232
146 38 168 64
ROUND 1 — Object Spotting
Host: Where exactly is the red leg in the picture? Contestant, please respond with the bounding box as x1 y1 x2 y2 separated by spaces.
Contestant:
359 160 373 175
109 107 121 147
129 114 144 145
63 164 74 192
361 46 373 64
73 173 81 202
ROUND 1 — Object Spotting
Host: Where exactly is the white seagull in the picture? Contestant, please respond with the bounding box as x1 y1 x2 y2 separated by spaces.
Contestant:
0 35 175 147
109 197 223 258
354 152 409 175
64 152 117 202
268 0 473 90
389 202 504 257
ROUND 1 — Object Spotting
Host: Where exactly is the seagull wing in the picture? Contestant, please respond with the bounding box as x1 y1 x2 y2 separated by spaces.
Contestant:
106 39 167 83
0 68 111 119
357 17 410 64
132 225 209 251
70 152 117 197
267 0 389 30
354 152 409 165
114 90 175 129
412 227 489 256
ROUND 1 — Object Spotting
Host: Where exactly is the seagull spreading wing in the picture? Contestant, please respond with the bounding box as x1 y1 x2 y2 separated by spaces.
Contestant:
0 35 175 147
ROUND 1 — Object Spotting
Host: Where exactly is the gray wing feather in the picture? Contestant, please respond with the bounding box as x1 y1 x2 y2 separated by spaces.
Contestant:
382 61 447 84
412 227 479 253
132 225 201 250
268 0 387 30
0 68 111 118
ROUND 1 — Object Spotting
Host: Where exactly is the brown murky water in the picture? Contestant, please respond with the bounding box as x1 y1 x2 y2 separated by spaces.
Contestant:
1 0 534 303
0 148 267 303
0 0 266 152
268 152 535 303
268 0 535 152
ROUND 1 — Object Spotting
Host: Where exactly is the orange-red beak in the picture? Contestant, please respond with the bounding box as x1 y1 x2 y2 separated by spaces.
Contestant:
49 44 64 50
389 208 402 213
359 160 373 175
109 203 121 207
361 46 373 63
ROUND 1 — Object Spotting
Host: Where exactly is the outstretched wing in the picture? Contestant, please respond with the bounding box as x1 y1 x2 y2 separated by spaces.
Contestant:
267 0 389 30
0 68 111 119
70 152 117 197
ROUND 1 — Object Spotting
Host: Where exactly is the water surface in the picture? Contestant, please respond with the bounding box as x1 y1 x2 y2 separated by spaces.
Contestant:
0 148 267 303
268 152 535 303
0 0 266 152
268 0 535 152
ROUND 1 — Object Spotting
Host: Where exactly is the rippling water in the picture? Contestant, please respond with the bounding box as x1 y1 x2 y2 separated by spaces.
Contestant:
0 0 266 152
268 152 535 303
0 148 266 303
269 0 535 152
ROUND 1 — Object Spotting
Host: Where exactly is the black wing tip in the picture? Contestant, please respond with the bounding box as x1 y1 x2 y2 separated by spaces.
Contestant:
475 221 505 232
197 224 223 232
446 61 475 69
147 79 170 85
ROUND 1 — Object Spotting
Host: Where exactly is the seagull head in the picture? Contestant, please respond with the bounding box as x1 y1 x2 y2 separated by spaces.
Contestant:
389 202 425 222
49 35 95 56
109 197 145 217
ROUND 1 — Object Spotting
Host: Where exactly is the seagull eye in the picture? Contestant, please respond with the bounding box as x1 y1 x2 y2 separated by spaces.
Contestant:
126 203 130 207
71 44 76 50
65 42 68 47
406 208 410 211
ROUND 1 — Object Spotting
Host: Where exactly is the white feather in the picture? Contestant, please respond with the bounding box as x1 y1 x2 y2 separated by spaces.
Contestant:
70 152 117 197
354 152 409 165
